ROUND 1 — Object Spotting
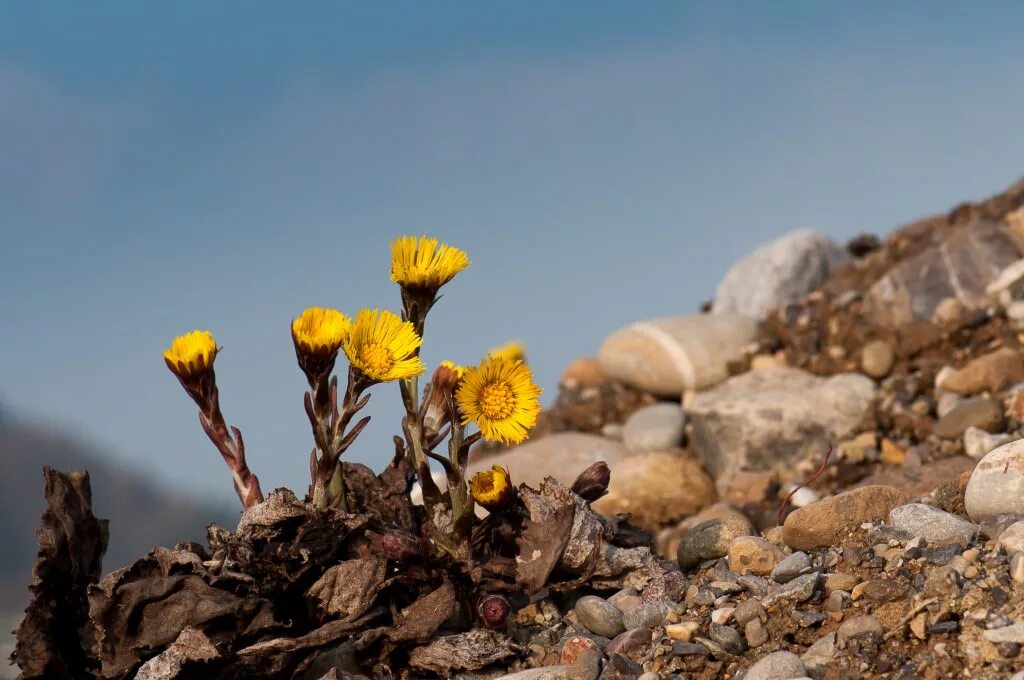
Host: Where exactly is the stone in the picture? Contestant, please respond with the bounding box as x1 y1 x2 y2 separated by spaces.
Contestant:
594 452 715 528
825 573 858 594
744 619 769 648
733 599 767 626
762 573 819 608
1011 553 1024 584
932 297 967 327
727 536 784 576
888 503 977 547
561 357 607 389
607 587 638 609
851 579 907 603
497 667 576 680
880 439 906 466
598 314 758 396
606 627 652 657
783 485 907 550
984 624 1024 645
689 367 875 486
672 642 708 656
939 348 1024 395
710 607 735 625
771 551 812 583
708 623 746 655
597 655 642 680
801 632 837 670
838 615 883 641
712 229 849 320
965 438 1024 521
560 636 601 665
998 521 1024 554
932 398 1004 439
657 503 749 561
862 220 1020 326
574 596 625 638
665 621 700 642
985 258 1024 306
744 651 807 680
621 403 685 454
621 600 672 630
677 515 754 569
468 433 625 490
964 427 1014 460
861 340 895 379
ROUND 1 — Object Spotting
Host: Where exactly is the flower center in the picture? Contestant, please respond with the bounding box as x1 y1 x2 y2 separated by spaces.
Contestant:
359 343 394 376
480 382 515 420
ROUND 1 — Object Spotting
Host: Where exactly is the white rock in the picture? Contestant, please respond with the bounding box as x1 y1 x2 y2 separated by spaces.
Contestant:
888 503 977 547
622 402 685 454
467 433 625 489
712 230 849 320
963 426 1013 460
998 521 1024 554
744 650 808 680
965 437 1024 522
985 258 1024 307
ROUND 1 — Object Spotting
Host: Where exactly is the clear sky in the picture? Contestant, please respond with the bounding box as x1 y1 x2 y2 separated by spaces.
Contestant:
4 2 1024 503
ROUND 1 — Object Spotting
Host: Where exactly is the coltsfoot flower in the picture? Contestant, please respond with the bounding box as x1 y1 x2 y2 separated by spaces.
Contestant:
487 340 526 363
343 309 425 382
164 330 218 379
470 465 513 510
390 235 470 291
291 307 350 358
457 356 542 445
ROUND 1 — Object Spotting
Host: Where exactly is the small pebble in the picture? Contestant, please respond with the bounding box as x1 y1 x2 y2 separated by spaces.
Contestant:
744 650 807 680
771 551 812 583
606 627 652 657
575 596 626 638
672 641 708 656
1011 553 1024 584
622 599 672 630
763 572 819 607
710 607 735 625
733 599 767 626
664 621 700 642
838 615 883 641
744 618 768 648
708 622 746 655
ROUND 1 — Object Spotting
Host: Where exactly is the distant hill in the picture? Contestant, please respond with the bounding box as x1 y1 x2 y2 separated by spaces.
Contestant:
0 405 236 611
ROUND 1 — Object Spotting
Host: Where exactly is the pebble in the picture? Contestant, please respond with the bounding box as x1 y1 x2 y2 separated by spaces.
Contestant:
837 615 883 641
744 650 807 680
677 516 754 569
825 573 858 593
733 599 767 626
964 426 1014 460
610 595 642 614
606 627 652 657
622 600 672 630
708 623 746 655
851 579 907 603
1012 553 1024 584
672 641 708 656
999 521 1024 554
710 607 735 625
984 623 1024 645
560 636 601 665
621 403 686 454
637 675 659 680
826 591 845 613
782 485 907 550
861 340 895 379
939 347 1024 395
595 452 716 528
762 573 819 608
607 587 638 608
744 619 769 648
888 503 977 547
771 551 812 583
728 536 784 576
496 667 576 680
933 398 1005 439
597 653 641 680
801 632 837 670
664 621 700 642
965 437 1024 521
574 596 626 638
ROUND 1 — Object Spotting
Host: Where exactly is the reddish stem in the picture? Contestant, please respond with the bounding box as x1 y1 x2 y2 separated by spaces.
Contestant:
777 444 832 527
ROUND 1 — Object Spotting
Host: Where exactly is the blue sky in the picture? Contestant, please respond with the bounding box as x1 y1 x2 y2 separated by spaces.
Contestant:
4 2 1024 503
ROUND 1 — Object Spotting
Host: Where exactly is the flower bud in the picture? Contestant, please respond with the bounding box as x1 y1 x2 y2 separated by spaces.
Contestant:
378 530 426 561
477 594 511 627
571 461 610 502
470 465 513 511
423 361 466 439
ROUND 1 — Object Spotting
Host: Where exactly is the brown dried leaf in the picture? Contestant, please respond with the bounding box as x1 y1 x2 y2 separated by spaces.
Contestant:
133 627 219 680
408 629 517 675
515 479 575 593
13 467 109 680
388 580 457 643
308 556 387 623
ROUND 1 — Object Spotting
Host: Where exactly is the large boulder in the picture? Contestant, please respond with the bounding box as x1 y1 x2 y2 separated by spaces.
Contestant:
598 314 758 397
965 437 1024 522
712 229 849 319
593 451 716 528
688 367 875 487
863 220 1020 326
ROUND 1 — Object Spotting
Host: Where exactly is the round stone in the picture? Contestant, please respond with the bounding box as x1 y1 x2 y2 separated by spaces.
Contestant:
727 536 784 576
622 402 686 454
965 438 1024 521
744 650 807 680
574 595 625 638
677 515 754 569
861 340 895 379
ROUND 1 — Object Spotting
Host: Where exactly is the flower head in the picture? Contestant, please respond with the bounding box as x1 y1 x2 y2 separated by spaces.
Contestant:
488 340 526 363
423 360 468 438
343 309 425 382
164 330 218 379
390 235 470 291
439 360 467 381
292 307 350 358
457 356 542 445
470 465 513 510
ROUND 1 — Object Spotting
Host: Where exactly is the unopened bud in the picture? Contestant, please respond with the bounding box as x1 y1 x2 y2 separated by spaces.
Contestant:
423 361 466 439
379 530 425 561
572 461 610 502
478 594 511 627
470 465 513 511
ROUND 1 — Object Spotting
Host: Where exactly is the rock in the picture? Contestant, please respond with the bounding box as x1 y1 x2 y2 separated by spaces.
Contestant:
712 230 849 320
728 536 784 576
964 427 1014 460
984 624 1024 645
939 347 1024 395
862 220 1020 326
468 433 625 489
838 615 883 641
598 314 758 396
888 503 977 547
594 452 715 528
998 521 1024 554
801 632 837 671
762 573 819 608
932 297 967 327
672 642 708 656
734 600 767 627
771 551 812 583
677 515 754 569
861 340 895 379
597 654 642 680
561 357 607 389
708 623 746 655
880 439 906 466
744 619 768 648
560 636 601 665
744 651 807 680
783 485 907 550
825 573 858 594
965 438 1024 521
574 596 625 639
621 600 672 630
985 258 1024 306
607 627 652 657
689 367 875 486
932 398 1004 439
851 579 907 603
665 621 700 642
1012 553 1024 584
621 403 685 454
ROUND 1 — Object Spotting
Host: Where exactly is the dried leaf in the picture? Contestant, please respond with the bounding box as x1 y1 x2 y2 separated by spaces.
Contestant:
388 580 457 643
13 467 109 680
308 556 387 623
133 627 219 680
408 629 517 675
515 479 575 593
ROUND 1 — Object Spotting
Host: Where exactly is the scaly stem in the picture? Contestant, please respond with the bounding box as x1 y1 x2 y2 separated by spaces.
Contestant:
309 366 372 511
196 384 264 508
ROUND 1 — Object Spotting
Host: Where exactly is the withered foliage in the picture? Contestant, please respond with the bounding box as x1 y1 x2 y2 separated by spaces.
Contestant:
14 457 671 679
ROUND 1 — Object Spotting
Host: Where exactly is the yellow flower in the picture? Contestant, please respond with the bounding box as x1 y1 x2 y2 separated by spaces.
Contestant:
470 465 513 510
390 235 470 290
291 307 351 358
439 360 467 381
488 340 526 363
343 309 425 382
164 330 218 379
457 356 543 445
